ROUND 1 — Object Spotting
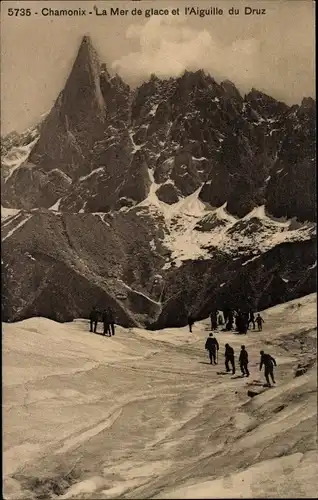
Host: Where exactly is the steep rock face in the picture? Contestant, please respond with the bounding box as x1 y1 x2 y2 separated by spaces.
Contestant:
30 35 107 177
266 98 316 222
1 211 164 325
117 150 151 203
198 89 290 218
199 129 266 217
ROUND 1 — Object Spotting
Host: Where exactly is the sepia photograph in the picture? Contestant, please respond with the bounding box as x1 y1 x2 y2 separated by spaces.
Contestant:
1 0 317 498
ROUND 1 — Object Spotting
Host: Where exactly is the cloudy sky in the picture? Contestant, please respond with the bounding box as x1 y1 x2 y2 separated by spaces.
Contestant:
1 0 315 135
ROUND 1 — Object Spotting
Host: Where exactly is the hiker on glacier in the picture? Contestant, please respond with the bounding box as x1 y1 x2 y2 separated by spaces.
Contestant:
205 333 219 364
243 311 249 332
224 343 235 374
188 314 195 333
236 311 247 334
236 312 242 333
102 309 111 336
248 310 256 330
218 311 224 326
223 308 233 330
108 308 116 336
256 313 265 331
210 309 218 330
239 345 250 377
227 309 234 330
89 306 99 333
259 350 277 386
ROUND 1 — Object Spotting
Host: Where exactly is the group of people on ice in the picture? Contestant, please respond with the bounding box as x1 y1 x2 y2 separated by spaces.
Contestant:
88 304 275 386
89 306 116 337
188 308 264 334
204 333 277 387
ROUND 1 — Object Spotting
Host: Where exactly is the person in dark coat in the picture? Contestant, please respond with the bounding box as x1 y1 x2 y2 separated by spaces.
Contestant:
108 308 115 336
102 309 111 336
235 312 246 334
188 314 194 333
210 310 218 330
259 350 277 386
89 306 99 333
248 310 255 330
225 343 235 374
226 310 234 330
205 333 219 364
256 313 264 331
239 345 249 376
239 312 247 333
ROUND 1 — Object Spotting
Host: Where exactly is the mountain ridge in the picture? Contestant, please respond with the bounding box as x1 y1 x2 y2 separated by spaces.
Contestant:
2 36 315 221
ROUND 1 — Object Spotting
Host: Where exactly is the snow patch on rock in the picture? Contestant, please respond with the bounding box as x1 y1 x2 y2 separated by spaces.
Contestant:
79 167 105 182
2 136 39 182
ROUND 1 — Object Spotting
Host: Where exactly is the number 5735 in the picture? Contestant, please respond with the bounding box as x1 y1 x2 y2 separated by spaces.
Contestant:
8 8 32 16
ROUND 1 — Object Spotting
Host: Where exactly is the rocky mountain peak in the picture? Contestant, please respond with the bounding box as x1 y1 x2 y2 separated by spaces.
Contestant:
76 35 101 72
3 37 110 200
60 35 106 121
298 96 316 117
221 80 242 100
245 88 288 118
78 35 95 55
178 69 213 92
301 96 315 109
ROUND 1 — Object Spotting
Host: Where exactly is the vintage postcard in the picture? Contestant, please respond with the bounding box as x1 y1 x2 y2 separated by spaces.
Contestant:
1 0 316 498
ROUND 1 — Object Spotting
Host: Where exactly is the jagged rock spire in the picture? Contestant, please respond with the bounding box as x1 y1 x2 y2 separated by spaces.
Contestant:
60 35 106 121
25 36 108 180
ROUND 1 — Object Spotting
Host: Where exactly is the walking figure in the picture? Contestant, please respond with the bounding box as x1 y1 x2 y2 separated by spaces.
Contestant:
102 309 111 336
227 310 234 330
89 306 99 333
188 314 194 333
248 310 255 330
210 310 218 330
239 345 250 377
256 313 264 331
236 312 247 334
242 312 249 333
205 333 219 365
225 343 235 375
108 308 116 336
259 350 277 386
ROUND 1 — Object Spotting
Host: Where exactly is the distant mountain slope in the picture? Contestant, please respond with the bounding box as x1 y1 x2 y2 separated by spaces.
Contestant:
2 205 316 325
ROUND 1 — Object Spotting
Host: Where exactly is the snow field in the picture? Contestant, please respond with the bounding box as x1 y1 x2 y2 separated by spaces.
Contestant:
2 293 317 499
